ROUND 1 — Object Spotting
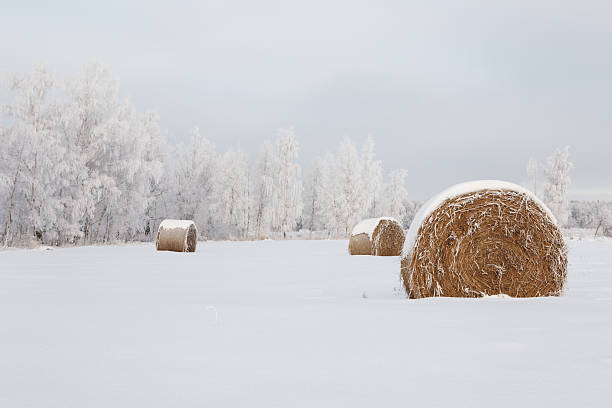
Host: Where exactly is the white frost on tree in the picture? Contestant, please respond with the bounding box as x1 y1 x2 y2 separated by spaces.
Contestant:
319 138 366 237
381 169 410 222
361 136 383 217
1 63 166 245
303 156 326 237
3 63 532 246
594 201 612 237
272 128 303 238
543 146 573 226
171 127 217 238
216 149 251 240
253 140 276 239
1 65 56 245
305 137 387 238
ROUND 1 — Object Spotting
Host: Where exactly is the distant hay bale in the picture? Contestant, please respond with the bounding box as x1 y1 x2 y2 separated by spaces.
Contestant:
156 220 197 252
371 218 405 256
401 181 568 298
348 232 372 255
349 217 405 256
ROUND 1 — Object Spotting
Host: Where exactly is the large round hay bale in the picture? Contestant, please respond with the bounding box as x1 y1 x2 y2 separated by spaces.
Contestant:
349 217 405 256
401 181 567 298
156 219 197 252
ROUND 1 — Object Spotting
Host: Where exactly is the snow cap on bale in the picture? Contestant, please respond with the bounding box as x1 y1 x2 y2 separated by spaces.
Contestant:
156 219 197 252
349 217 405 256
401 180 567 298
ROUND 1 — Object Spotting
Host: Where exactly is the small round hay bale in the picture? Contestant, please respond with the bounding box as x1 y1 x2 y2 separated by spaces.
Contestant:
156 219 197 252
371 218 405 256
349 232 372 255
349 217 404 256
401 181 567 298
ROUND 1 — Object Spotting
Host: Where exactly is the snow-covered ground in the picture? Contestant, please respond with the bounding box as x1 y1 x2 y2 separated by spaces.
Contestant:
1 238 611 407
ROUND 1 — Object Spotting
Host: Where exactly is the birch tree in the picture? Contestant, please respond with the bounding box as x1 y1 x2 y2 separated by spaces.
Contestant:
172 127 217 238
543 146 573 226
254 140 275 238
272 128 303 238
381 169 409 222
361 136 383 217
1 65 57 245
216 149 251 239
318 138 367 237
303 156 326 238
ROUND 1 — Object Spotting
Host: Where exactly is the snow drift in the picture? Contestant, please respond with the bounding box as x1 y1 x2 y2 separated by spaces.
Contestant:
156 220 198 252
400 180 567 298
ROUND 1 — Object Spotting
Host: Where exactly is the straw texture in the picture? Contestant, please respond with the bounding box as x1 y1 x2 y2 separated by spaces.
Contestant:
401 189 567 298
371 219 405 256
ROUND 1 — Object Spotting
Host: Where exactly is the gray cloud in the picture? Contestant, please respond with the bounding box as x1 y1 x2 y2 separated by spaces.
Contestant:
2 0 611 199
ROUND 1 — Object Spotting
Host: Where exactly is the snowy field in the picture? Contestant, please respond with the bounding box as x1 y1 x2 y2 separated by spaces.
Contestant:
1 239 611 407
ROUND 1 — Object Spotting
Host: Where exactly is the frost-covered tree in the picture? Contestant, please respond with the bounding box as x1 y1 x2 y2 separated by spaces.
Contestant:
568 200 597 228
1 63 168 246
171 127 217 238
216 149 251 239
594 201 612 237
272 128 303 238
253 140 275 239
63 63 166 243
318 138 367 237
567 200 612 235
307 137 388 238
2 63 441 246
381 169 409 222
0 65 63 245
543 146 573 226
308 152 336 236
114 110 166 241
139 111 167 237
401 199 422 229
0 122 30 246
63 63 126 242
303 156 326 237
361 136 383 217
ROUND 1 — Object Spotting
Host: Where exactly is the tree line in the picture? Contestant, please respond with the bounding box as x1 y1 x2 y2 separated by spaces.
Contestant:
0 64 420 246
1 64 607 247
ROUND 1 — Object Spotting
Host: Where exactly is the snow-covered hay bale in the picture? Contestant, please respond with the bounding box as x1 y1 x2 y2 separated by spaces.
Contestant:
156 220 197 252
348 233 372 255
349 217 404 256
371 218 405 256
401 181 567 298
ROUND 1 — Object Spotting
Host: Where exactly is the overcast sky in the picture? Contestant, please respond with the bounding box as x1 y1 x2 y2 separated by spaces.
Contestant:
2 0 611 200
